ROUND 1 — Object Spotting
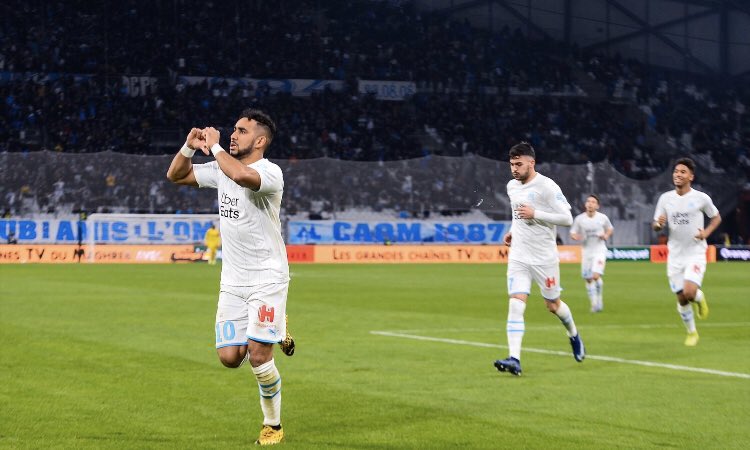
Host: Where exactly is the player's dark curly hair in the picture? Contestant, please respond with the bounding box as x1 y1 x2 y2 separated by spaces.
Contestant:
674 157 696 174
239 108 277 144
587 194 600 204
509 142 535 159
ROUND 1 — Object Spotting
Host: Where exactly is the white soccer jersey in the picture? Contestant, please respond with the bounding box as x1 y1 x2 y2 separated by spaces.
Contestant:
571 212 613 256
193 159 290 286
653 188 719 260
507 173 572 265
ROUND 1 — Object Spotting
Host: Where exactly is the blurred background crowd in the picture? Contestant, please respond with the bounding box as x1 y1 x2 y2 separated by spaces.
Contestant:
1 0 748 243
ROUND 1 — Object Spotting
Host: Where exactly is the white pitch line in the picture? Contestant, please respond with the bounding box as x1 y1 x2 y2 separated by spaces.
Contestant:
370 330 750 380
379 322 750 334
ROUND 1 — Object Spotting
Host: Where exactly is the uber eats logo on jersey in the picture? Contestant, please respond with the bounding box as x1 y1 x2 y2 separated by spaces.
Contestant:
671 212 690 225
220 193 241 219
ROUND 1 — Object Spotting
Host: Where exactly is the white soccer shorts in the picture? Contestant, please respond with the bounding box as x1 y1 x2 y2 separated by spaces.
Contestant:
507 260 562 301
214 282 288 348
667 257 706 293
581 253 607 279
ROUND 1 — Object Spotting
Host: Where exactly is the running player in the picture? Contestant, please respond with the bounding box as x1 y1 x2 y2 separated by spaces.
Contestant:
494 142 585 376
653 157 721 346
570 195 613 312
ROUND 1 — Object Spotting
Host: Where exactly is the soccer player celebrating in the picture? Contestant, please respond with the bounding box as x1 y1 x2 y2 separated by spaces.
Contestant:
653 157 721 346
167 109 293 445
570 195 613 312
494 142 585 376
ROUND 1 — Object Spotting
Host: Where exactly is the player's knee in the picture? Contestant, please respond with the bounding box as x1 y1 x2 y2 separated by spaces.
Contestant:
219 358 243 368
218 356 244 368
246 342 273 367
248 353 271 368
545 299 560 313
216 348 245 368
681 286 698 301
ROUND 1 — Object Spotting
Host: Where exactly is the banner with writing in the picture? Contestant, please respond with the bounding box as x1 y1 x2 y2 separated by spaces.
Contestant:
0 244 197 264
358 80 417 100
1 215 217 244
178 77 344 97
288 220 511 244
312 245 581 264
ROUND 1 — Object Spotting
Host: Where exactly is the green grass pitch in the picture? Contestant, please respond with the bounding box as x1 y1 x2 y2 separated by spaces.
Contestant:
1 261 749 449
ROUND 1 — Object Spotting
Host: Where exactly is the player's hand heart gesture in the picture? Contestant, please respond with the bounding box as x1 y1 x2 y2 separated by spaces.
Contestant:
204 127 221 151
185 128 206 153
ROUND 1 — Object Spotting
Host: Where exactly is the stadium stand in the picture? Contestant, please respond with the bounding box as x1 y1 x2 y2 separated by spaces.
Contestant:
0 0 748 242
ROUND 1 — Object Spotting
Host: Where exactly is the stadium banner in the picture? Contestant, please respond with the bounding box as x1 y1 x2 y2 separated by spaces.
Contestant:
1 218 87 244
2 215 217 244
358 80 417 101
179 76 344 97
713 246 750 262
287 245 315 263
121 76 158 97
0 244 198 264
288 220 512 244
0 244 579 264
311 245 581 264
649 245 717 263
606 246 651 261
0 71 92 84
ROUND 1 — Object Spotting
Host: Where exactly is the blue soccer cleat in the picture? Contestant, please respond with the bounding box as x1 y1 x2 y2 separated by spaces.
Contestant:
569 334 585 362
494 357 522 376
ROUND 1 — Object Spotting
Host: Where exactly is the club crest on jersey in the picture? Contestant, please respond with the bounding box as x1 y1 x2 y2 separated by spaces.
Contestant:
545 277 556 288
258 305 275 323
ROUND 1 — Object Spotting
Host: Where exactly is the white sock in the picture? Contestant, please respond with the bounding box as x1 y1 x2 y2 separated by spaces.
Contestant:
506 298 526 360
586 281 597 310
554 300 578 338
252 359 282 426
694 289 704 303
677 303 696 333
595 278 604 310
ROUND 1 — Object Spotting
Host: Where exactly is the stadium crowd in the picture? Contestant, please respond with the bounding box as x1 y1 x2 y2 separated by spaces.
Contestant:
1 1 747 171
1 0 576 90
0 0 748 242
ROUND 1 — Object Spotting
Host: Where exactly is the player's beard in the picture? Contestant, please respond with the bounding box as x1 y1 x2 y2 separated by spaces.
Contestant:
513 169 529 182
230 143 252 159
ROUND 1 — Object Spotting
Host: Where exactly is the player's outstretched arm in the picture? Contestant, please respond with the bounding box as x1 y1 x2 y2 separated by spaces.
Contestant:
166 128 205 186
204 127 263 190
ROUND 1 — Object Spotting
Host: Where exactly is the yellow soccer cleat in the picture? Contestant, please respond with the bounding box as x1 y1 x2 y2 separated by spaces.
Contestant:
255 425 284 446
280 315 295 356
694 295 709 320
684 331 699 347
